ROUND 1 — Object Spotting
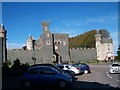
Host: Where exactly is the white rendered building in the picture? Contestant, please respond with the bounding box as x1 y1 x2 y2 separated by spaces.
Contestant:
95 32 114 61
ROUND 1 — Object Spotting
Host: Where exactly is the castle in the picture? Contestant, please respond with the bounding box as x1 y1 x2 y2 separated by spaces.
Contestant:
0 21 114 64
25 21 70 64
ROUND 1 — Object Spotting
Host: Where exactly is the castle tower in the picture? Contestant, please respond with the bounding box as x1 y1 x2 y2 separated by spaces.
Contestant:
0 24 7 63
95 31 114 61
26 34 34 50
41 20 53 63
54 33 70 63
95 33 102 60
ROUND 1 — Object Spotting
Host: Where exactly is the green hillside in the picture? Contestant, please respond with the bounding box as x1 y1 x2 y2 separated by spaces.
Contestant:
69 30 97 49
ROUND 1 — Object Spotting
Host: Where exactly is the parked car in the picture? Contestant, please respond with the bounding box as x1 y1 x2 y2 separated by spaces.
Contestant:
57 64 81 74
31 64 75 78
23 66 72 88
110 62 120 74
72 63 91 74
56 65 75 77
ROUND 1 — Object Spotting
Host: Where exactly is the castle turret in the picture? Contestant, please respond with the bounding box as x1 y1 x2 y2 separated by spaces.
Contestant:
0 24 6 38
0 24 7 63
42 20 50 34
95 30 114 61
26 34 34 50
95 32 102 60
41 20 53 63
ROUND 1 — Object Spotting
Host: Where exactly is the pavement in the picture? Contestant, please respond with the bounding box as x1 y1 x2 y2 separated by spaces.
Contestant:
2 64 120 90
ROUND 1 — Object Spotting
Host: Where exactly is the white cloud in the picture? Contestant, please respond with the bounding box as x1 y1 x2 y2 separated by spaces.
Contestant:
85 14 118 24
7 43 26 50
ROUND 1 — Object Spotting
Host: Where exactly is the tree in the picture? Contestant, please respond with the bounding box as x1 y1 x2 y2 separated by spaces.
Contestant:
99 29 110 38
11 58 22 75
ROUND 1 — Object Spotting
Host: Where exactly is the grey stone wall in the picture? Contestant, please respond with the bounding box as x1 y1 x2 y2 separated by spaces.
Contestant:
70 48 97 63
8 48 97 64
54 33 70 62
7 49 51 64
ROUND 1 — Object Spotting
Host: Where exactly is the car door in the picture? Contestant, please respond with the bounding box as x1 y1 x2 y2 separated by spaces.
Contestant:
118 64 120 73
26 67 39 84
39 67 58 85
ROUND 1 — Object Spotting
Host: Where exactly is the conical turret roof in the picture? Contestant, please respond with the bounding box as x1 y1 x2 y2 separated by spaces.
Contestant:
0 24 5 33
27 34 33 41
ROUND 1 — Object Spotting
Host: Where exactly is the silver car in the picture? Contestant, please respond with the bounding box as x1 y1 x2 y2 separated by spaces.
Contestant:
110 62 120 74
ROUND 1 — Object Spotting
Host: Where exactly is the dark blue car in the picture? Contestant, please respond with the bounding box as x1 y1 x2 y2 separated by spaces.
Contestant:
22 66 72 88
72 63 91 74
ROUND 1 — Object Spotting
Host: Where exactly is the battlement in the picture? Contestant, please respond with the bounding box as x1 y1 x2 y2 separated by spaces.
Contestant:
54 33 69 39
70 47 96 50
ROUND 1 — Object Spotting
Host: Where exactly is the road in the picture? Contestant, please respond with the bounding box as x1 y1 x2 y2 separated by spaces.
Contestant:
2 64 120 90
74 64 120 88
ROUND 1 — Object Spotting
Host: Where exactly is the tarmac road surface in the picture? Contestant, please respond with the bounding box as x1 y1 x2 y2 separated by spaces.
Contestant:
74 64 120 88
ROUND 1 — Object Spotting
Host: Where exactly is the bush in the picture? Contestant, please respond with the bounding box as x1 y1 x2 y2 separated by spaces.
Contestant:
2 62 10 76
10 58 30 76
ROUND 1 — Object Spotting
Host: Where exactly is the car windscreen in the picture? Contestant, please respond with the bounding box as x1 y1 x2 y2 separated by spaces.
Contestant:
112 64 120 67
51 67 61 73
27 67 38 74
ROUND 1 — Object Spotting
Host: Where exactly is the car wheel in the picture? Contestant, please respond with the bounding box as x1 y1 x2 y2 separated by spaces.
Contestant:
24 80 31 88
71 71 75 76
84 70 88 74
58 80 67 88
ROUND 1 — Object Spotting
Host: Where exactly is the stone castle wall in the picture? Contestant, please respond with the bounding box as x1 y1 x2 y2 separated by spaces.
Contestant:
7 48 97 64
7 48 53 64
70 48 97 63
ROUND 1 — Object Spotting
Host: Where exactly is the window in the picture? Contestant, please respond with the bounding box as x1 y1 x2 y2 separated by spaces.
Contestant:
46 40 50 45
27 68 38 74
57 66 64 69
41 67 55 75
44 27 48 31
55 46 58 49
63 41 66 45
112 64 120 67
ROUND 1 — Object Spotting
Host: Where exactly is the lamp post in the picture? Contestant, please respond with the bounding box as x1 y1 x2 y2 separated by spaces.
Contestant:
32 50 36 65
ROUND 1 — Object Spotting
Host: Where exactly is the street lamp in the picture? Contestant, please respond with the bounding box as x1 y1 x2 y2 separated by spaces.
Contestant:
32 52 36 65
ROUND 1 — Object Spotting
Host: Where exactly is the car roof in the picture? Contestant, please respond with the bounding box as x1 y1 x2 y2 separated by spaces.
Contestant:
31 63 54 67
30 65 52 69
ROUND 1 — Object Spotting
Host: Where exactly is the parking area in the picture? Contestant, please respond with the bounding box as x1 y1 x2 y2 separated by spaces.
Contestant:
2 64 120 90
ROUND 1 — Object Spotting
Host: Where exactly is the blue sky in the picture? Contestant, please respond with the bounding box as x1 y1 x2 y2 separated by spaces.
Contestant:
2 2 118 55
